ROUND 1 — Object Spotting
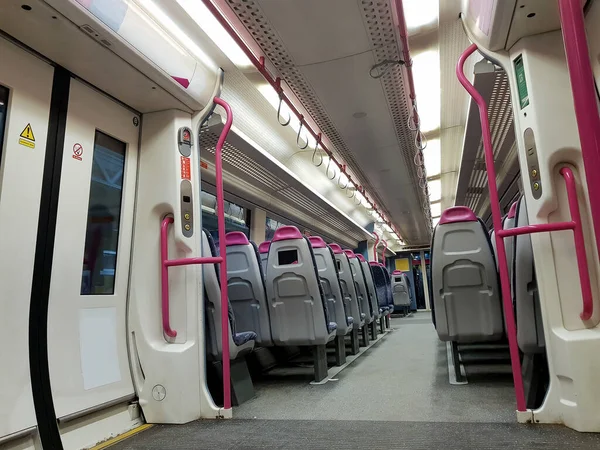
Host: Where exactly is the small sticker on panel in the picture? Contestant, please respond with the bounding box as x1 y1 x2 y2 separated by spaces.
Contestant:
72 143 84 161
180 156 191 180
18 123 35 148
200 160 208 170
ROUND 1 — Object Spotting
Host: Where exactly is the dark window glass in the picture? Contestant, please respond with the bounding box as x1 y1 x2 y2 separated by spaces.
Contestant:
0 86 9 167
278 249 298 265
81 131 126 295
201 191 248 249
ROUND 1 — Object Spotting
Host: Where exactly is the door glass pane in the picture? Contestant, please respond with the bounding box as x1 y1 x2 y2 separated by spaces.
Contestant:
81 131 126 295
0 85 9 167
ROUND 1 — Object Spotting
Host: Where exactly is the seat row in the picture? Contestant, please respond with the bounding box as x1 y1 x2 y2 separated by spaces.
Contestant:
430 200 544 355
202 225 396 383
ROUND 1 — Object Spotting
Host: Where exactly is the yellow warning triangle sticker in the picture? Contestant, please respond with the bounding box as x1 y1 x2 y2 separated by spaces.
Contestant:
20 123 35 141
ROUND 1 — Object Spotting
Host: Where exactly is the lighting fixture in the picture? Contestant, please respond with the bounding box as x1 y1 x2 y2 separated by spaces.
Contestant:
428 179 441 203
402 0 438 33
132 0 216 71
412 49 440 134
175 0 254 69
423 138 441 178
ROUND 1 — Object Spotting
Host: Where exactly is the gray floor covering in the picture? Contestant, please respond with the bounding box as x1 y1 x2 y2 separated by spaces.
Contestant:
110 419 600 449
109 313 600 449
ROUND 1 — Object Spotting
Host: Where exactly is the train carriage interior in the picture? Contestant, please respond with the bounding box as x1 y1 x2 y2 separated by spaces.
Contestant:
3 0 600 448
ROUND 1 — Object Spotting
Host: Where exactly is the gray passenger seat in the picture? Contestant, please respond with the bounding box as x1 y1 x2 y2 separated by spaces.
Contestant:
258 241 270 276
225 231 273 346
330 244 365 330
431 206 504 343
202 230 256 360
357 254 381 320
513 197 545 353
345 250 373 325
265 226 336 346
391 271 411 307
309 236 353 336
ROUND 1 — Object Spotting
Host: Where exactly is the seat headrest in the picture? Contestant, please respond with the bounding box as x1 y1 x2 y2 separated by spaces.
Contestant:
258 241 271 254
225 231 250 246
329 243 343 254
272 226 303 242
344 249 356 258
356 254 366 262
369 261 379 267
308 236 327 248
392 270 402 275
507 201 518 219
439 206 477 225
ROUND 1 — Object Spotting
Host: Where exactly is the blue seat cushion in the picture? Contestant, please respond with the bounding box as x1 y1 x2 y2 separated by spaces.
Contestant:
233 331 257 346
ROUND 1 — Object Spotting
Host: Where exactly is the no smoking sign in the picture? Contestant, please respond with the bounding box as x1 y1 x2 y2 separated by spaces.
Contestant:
72 143 83 161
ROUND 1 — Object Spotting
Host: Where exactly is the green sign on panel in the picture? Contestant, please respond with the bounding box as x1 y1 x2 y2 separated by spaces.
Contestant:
514 54 529 109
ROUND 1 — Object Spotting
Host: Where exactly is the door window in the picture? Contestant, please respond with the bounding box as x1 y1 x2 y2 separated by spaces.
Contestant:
80 131 126 295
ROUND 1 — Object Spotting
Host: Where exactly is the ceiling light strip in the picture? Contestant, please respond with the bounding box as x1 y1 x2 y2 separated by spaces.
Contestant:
201 0 404 241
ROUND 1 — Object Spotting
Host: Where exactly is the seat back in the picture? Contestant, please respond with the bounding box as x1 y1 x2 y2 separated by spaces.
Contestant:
431 206 504 343
265 226 336 345
346 250 373 323
258 241 270 276
370 262 390 313
513 197 545 354
358 255 381 319
309 236 351 335
391 270 411 307
202 230 255 360
382 265 394 311
330 243 364 328
226 232 273 346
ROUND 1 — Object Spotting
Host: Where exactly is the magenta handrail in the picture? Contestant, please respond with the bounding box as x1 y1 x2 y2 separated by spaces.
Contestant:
382 240 388 267
457 44 525 412
161 218 225 337
213 96 233 410
457 44 595 412
161 217 178 338
373 231 381 262
559 0 600 284
159 97 234 411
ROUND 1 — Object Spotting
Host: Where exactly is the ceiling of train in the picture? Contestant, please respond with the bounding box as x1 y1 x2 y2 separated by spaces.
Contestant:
221 0 436 246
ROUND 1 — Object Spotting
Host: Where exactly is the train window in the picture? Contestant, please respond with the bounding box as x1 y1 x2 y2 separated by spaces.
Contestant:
266 217 286 241
278 249 298 265
0 85 8 168
80 131 126 295
201 191 249 247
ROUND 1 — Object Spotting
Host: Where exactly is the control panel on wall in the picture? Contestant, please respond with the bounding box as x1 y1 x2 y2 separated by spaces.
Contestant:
179 126 194 237
524 128 542 200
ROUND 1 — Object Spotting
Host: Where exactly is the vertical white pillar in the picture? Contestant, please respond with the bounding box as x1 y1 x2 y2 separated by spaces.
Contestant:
420 250 431 311
250 207 267 243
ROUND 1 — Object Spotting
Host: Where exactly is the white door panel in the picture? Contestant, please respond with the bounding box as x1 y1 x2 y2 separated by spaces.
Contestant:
48 79 138 418
0 36 53 438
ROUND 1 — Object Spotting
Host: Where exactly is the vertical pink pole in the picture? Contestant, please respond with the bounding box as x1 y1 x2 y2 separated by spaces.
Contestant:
213 97 233 410
558 0 600 294
457 44 526 412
